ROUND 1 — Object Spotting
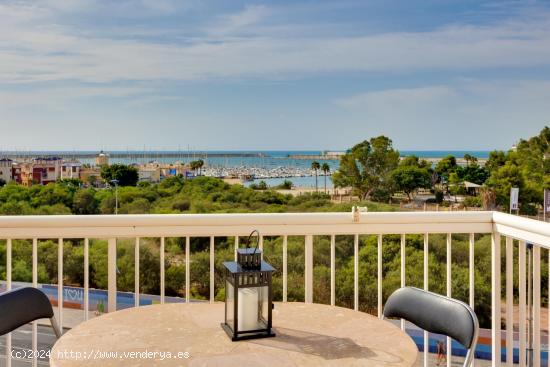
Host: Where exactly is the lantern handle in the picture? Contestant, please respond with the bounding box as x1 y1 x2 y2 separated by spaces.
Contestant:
246 230 260 255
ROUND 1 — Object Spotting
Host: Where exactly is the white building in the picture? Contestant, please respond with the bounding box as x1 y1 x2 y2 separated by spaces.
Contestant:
0 158 13 183
61 162 82 180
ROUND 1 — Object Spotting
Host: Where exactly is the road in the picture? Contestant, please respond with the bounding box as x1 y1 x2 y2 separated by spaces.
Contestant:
0 324 57 367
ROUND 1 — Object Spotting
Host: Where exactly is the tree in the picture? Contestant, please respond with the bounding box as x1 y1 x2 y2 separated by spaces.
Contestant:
485 150 507 173
197 159 204 176
311 161 320 192
463 153 478 165
73 188 99 214
390 165 431 201
100 164 139 187
189 160 204 176
455 165 489 185
321 163 330 194
332 136 400 201
435 155 457 183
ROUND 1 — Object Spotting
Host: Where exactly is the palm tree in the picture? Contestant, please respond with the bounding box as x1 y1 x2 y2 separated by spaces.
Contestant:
197 159 204 176
189 160 200 176
311 161 320 192
321 163 330 194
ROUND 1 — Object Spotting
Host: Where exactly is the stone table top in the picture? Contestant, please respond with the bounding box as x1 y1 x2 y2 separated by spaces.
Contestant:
50 302 417 367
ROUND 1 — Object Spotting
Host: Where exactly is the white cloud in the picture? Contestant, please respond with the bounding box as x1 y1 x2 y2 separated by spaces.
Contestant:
1 2 550 84
333 80 550 149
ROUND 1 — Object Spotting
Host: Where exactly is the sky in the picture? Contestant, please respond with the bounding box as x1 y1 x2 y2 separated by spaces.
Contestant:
1 0 550 151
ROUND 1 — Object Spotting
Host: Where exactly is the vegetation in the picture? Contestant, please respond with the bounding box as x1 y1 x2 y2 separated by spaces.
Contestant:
100 164 139 187
333 127 549 214
484 127 550 214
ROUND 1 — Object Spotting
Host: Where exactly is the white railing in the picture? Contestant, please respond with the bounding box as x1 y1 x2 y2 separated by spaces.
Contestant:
0 211 549 367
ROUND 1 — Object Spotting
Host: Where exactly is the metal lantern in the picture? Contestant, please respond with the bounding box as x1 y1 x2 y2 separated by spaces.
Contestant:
221 230 276 341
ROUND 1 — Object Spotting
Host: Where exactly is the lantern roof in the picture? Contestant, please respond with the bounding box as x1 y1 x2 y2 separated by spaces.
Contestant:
223 260 275 274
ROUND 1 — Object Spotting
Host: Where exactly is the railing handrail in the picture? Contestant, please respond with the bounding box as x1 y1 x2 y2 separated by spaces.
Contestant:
0 211 495 226
492 211 550 247
0 211 498 238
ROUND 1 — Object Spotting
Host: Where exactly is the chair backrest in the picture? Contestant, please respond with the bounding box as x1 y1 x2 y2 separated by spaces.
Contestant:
383 287 478 366
0 287 55 336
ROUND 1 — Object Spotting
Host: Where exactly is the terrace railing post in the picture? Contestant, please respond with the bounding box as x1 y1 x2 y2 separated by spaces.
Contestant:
108 238 117 313
527 243 533 367
305 235 313 304
491 231 501 367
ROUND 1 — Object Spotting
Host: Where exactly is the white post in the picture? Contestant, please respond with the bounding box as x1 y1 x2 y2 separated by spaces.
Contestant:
283 235 288 302
533 245 540 367
354 234 359 311
234 236 238 261
58 238 64 330
84 238 89 319
6 239 12 367
185 237 190 304
160 237 165 304
305 235 313 304
330 234 335 306
506 237 513 367
424 233 429 367
377 234 383 318
491 232 501 367
134 238 140 308
519 241 526 367
107 238 116 313
469 233 475 367
447 233 452 367
401 234 406 330
210 236 214 303
32 238 37 367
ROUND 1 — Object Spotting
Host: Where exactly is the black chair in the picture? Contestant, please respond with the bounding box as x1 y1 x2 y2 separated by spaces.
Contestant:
383 287 478 367
0 287 62 338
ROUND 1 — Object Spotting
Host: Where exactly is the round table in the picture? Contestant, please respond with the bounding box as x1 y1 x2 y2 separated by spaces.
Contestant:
50 302 417 367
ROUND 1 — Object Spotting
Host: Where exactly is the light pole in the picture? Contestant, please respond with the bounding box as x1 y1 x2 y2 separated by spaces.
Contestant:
110 179 119 215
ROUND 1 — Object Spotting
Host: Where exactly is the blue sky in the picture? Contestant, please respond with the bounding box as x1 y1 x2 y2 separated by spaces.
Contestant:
1 0 550 151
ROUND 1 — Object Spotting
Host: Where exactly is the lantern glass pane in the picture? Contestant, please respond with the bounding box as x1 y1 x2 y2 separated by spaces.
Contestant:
260 285 269 324
225 280 234 331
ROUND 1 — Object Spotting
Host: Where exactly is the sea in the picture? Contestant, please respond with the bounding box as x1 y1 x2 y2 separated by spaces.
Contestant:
2 150 491 189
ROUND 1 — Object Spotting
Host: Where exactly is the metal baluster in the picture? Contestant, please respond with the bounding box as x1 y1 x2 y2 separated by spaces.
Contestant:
210 236 214 303
532 245 540 367
506 237 513 367
305 235 313 304
160 237 165 304
134 238 139 308
6 239 12 367
491 232 501 367
518 241 526 367
283 235 288 303
401 234 406 330
84 238 89 319
32 238 37 367
446 233 452 367
185 237 190 304
377 234 383 319
58 238 64 329
107 238 116 314
424 233 429 367
469 233 475 367
354 234 359 311
330 235 335 306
